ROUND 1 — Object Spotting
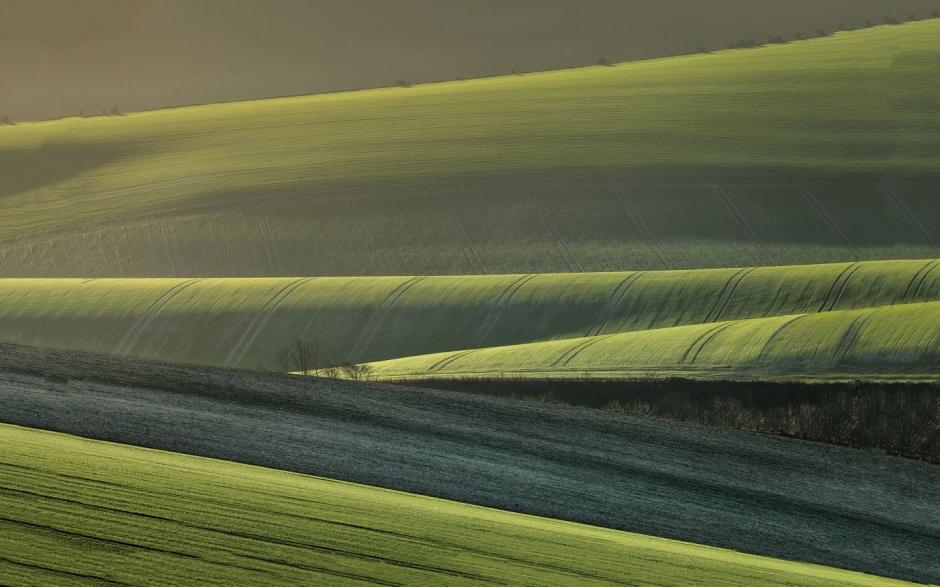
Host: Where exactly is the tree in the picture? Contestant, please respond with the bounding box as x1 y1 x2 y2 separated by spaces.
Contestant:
0 115 10 125
109 105 120 115
281 337 321 376
816 28 828 38
596 57 612 66
932 10 940 19
794 32 803 40
340 363 374 382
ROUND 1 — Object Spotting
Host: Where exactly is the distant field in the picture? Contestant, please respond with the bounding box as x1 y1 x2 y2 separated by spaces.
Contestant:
366 301 940 380
0 260 937 370
0 424 914 586
1 21 939 276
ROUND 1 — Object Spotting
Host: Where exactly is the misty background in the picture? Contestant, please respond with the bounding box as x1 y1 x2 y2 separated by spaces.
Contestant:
2 0 938 121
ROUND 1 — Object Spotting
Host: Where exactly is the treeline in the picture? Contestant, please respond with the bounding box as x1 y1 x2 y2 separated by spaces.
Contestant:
399 377 940 463
724 10 940 51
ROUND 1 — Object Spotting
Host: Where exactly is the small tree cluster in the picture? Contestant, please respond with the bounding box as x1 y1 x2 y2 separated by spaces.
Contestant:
280 337 374 381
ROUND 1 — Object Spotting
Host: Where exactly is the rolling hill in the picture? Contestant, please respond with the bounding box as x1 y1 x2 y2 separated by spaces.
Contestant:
365 301 940 380
0 424 915 586
1 20 939 277
0 343 937 583
0 259 937 371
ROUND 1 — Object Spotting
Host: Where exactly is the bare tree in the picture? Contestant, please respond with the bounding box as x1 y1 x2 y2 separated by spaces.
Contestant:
0 115 10 125
281 337 321 376
340 363 374 382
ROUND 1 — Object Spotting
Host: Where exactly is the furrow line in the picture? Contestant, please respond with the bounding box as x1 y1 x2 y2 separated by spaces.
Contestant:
528 193 583 273
589 271 646 336
798 187 853 250
680 322 734 365
817 262 859 313
909 260 940 303
882 186 933 245
825 263 862 312
349 277 427 362
611 185 674 269
438 194 486 273
474 274 539 346
713 267 757 323
428 349 482 373
755 314 812 363
553 335 617 368
228 277 319 368
114 279 203 358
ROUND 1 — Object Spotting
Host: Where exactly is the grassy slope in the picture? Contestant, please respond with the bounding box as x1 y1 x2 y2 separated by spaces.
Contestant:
1 343 938 582
367 301 940 380
0 425 909 587
1 21 939 276
0 259 938 369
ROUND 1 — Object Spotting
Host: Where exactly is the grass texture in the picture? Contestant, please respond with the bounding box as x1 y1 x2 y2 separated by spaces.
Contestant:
366 301 940 380
1 21 939 276
0 423 919 586
0 260 937 370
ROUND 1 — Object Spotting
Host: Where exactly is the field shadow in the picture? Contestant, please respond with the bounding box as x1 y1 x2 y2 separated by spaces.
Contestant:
0 141 136 198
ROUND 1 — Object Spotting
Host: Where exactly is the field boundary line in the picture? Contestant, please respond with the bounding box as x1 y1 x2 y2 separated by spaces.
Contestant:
824 262 862 312
710 183 774 265
589 272 646 336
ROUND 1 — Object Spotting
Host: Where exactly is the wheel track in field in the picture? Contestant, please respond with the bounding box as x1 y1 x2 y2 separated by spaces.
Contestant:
437 194 486 273
832 315 870 364
710 184 774 265
473 274 539 347
225 277 320 368
900 259 940 303
527 192 583 273
798 187 855 253
551 334 618 369
348 276 427 363
427 349 483 373
345 198 388 274
680 322 736 365
610 185 674 269
755 314 812 363
703 267 757 324
818 262 861 313
881 186 933 245
114 278 203 358
588 272 646 336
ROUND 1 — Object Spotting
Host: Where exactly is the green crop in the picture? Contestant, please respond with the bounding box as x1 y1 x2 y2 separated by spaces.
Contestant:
0 260 936 370
0 424 912 586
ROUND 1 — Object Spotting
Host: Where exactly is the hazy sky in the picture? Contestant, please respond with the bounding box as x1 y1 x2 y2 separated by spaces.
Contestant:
2 0 937 120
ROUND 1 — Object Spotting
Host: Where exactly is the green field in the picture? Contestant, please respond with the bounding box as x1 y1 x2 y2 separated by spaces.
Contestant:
1 20 939 276
0 424 915 586
0 259 936 370
365 301 940 380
